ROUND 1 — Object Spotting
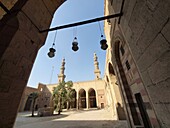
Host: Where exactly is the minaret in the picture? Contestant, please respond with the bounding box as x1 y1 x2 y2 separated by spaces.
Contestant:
94 53 101 80
58 58 66 83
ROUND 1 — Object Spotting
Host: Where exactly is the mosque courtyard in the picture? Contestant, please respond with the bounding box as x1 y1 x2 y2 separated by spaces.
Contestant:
14 108 128 128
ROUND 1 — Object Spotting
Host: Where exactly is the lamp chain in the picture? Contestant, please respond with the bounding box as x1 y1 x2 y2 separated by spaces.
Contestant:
53 30 57 47
98 21 103 37
73 26 77 37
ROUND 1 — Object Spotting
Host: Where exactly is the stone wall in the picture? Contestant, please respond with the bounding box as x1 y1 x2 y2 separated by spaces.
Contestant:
0 0 65 127
18 83 52 112
119 0 170 127
105 0 170 127
36 83 52 109
18 86 38 112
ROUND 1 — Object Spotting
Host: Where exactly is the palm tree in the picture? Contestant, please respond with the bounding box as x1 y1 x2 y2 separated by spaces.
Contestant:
65 81 74 109
30 92 39 117
53 81 74 114
53 81 66 115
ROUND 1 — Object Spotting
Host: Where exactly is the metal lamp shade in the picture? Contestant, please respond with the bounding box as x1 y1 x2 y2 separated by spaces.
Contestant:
72 39 79 51
48 48 56 58
100 39 108 50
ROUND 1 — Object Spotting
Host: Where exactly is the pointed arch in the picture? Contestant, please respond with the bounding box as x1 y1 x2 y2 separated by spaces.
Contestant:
88 88 97 108
109 62 115 75
79 89 86 108
114 39 140 125
24 94 33 111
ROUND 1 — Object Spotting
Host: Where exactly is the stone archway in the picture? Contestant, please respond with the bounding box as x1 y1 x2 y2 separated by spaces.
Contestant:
88 88 97 108
24 95 33 111
108 62 126 120
114 40 140 126
79 89 86 109
108 63 115 75
114 37 153 127
0 1 65 127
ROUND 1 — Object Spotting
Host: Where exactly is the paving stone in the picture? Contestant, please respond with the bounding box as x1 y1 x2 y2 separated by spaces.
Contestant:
14 109 128 128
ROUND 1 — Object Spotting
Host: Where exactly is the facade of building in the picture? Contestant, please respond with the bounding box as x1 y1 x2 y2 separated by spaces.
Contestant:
19 53 108 114
18 87 38 112
104 0 170 128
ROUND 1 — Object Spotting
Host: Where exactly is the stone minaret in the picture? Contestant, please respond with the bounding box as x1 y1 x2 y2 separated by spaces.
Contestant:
58 58 66 83
94 53 101 80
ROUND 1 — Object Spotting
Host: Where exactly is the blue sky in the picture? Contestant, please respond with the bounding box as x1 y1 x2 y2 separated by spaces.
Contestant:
27 0 106 88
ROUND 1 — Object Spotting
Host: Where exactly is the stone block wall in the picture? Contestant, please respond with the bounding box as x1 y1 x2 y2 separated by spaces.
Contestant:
105 0 170 127
18 86 38 112
36 83 51 109
0 0 65 127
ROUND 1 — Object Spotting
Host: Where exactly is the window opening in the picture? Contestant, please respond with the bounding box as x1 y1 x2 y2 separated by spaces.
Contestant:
120 45 125 55
125 60 130 70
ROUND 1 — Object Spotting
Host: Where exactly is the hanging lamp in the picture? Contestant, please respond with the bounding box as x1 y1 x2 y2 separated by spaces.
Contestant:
72 37 79 51
48 43 56 58
100 35 108 50
98 21 108 50
48 31 57 58
72 27 79 51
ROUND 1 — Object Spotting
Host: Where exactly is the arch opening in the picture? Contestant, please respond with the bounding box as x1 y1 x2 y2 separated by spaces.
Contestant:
88 88 97 108
24 94 33 111
115 40 140 125
109 63 115 75
79 89 86 108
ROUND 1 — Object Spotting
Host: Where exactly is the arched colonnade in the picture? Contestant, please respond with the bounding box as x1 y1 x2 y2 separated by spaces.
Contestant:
70 88 98 109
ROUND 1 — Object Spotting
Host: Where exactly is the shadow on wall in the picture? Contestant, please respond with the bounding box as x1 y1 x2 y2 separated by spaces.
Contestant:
116 102 126 120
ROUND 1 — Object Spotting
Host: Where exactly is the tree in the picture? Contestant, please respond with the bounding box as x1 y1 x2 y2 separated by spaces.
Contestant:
30 92 39 117
65 81 74 109
53 81 74 114
53 81 66 115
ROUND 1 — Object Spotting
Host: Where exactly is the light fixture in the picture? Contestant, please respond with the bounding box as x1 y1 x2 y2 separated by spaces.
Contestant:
42 0 125 53
100 35 108 50
48 43 56 58
72 27 79 52
72 37 79 51
98 21 108 50
47 31 57 58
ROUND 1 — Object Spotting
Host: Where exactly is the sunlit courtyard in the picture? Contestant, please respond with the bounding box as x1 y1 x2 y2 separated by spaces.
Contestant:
14 108 127 128
1 0 169 127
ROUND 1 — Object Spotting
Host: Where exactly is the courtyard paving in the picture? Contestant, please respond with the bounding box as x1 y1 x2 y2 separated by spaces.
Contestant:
14 108 128 128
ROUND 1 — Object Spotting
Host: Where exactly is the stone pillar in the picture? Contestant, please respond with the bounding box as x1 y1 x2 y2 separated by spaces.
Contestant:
76 91 79 110
86 91 89 109
96 90 99 108
94 53 101 80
